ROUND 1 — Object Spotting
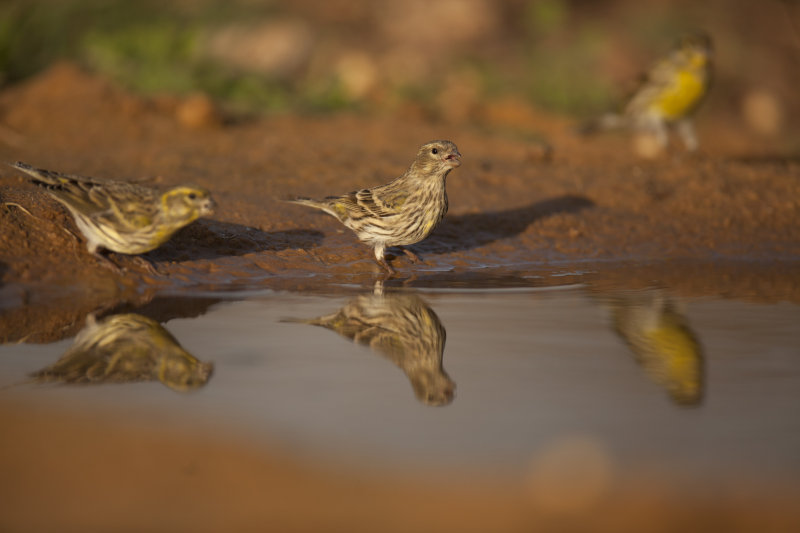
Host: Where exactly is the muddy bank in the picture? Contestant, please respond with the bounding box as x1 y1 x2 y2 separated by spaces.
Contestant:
0 64 796 348
0 63 798 345
1 64 798 296
1 63 799 532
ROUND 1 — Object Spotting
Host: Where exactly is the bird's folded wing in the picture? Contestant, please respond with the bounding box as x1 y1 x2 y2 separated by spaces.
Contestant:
93 184 158 230
347 188 407 218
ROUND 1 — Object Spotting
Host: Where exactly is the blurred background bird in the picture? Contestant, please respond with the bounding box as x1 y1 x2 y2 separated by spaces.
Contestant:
579 32 713 156
284 281 455 406
287 140 461 274
28 312 214 392
11 161 215 270
605 289 704 407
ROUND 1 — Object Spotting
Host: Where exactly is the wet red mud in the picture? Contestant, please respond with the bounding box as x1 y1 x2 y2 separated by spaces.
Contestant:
2 64 798 341
1 64 799 531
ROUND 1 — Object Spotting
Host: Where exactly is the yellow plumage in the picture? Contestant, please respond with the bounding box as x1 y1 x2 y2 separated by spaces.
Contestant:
609 290 704 407
11 161 215 269
581 32 713 154
29 313 214 392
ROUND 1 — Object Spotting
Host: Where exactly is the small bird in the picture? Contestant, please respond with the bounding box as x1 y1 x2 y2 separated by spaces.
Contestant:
10 161 215 269
284 281 455 406
580 32 713 154
288 140 461 273
29 312 214 392
607 290 704 407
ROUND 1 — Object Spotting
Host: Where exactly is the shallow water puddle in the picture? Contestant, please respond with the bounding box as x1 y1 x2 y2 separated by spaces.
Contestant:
1 283 799 482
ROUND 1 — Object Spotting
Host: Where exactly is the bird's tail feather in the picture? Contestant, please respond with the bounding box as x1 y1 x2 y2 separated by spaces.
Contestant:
8 161 79 189
576 113 625 136
9 161 55 184
285 196 339 218
280 314 338 328
286 196 326 209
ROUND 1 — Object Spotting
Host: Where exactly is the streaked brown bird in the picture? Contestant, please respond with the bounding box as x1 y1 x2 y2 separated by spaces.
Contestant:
288 140 461 273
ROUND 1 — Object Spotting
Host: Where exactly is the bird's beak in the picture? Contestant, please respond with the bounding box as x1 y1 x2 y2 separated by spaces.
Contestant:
445 151 462 167
202 198 216 216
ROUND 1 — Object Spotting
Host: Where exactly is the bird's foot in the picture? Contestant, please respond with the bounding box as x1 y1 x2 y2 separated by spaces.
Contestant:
400 247 422 263
131 255 161 276
92 252 124 274
374 256 396 277
95 252 160 276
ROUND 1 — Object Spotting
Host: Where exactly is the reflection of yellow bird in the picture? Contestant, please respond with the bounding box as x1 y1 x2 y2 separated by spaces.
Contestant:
608 290 703 407
29 313 213 392
581 33 713 153
286 282 454 406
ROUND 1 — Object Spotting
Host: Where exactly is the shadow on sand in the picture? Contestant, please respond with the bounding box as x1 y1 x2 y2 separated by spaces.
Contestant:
729 152 800 166
146 219 324 263
415 194 594 255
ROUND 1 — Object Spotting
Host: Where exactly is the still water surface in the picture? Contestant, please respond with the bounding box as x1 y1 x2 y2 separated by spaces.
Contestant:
2 282 799 482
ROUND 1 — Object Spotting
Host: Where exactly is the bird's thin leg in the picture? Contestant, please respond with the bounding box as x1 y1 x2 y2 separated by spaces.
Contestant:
375 256 396 276
651 121 669 150
92 251 124 274
373 244 395 275
131 255 161 276
400 246 421 263
676 119 698 151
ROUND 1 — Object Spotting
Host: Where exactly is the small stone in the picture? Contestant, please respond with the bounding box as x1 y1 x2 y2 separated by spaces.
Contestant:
175 93 223 129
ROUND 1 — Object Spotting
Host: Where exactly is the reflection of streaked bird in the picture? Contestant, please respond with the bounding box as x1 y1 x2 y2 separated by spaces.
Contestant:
607 290 703 407
29 313 213 392
580 33 713 154
286 283 454 406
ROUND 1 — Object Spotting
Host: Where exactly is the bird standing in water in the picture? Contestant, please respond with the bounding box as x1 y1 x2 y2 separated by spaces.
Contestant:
288 140 461 274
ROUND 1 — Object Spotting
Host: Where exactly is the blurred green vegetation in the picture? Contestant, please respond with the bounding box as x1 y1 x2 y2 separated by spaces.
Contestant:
0 0 349 112
0 0 626 116
0 0 758 121
522 0 615 115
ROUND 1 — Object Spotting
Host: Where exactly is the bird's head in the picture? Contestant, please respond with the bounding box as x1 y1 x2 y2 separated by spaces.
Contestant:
158 351 215 392
412 140 462 175
675 32 713 69
161 186 215 223
410 369 456 407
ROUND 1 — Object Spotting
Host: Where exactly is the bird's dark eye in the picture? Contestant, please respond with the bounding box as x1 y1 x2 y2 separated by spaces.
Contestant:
188 192 197 200
431 148 439 154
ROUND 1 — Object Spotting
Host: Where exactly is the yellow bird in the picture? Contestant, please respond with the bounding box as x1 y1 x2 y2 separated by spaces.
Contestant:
11 161 215 270
581 33 713 154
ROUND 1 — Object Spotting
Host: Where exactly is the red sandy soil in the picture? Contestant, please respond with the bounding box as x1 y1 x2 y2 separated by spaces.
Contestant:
1 64 799 531
1 402 799 533
1 63 798 341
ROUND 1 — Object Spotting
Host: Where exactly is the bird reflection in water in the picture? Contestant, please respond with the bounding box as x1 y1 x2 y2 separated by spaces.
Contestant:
288 282 454 406
607 289 704 407
29 313 213 392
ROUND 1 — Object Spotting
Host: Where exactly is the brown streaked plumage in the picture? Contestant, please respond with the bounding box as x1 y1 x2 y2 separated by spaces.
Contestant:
288 140 461 273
